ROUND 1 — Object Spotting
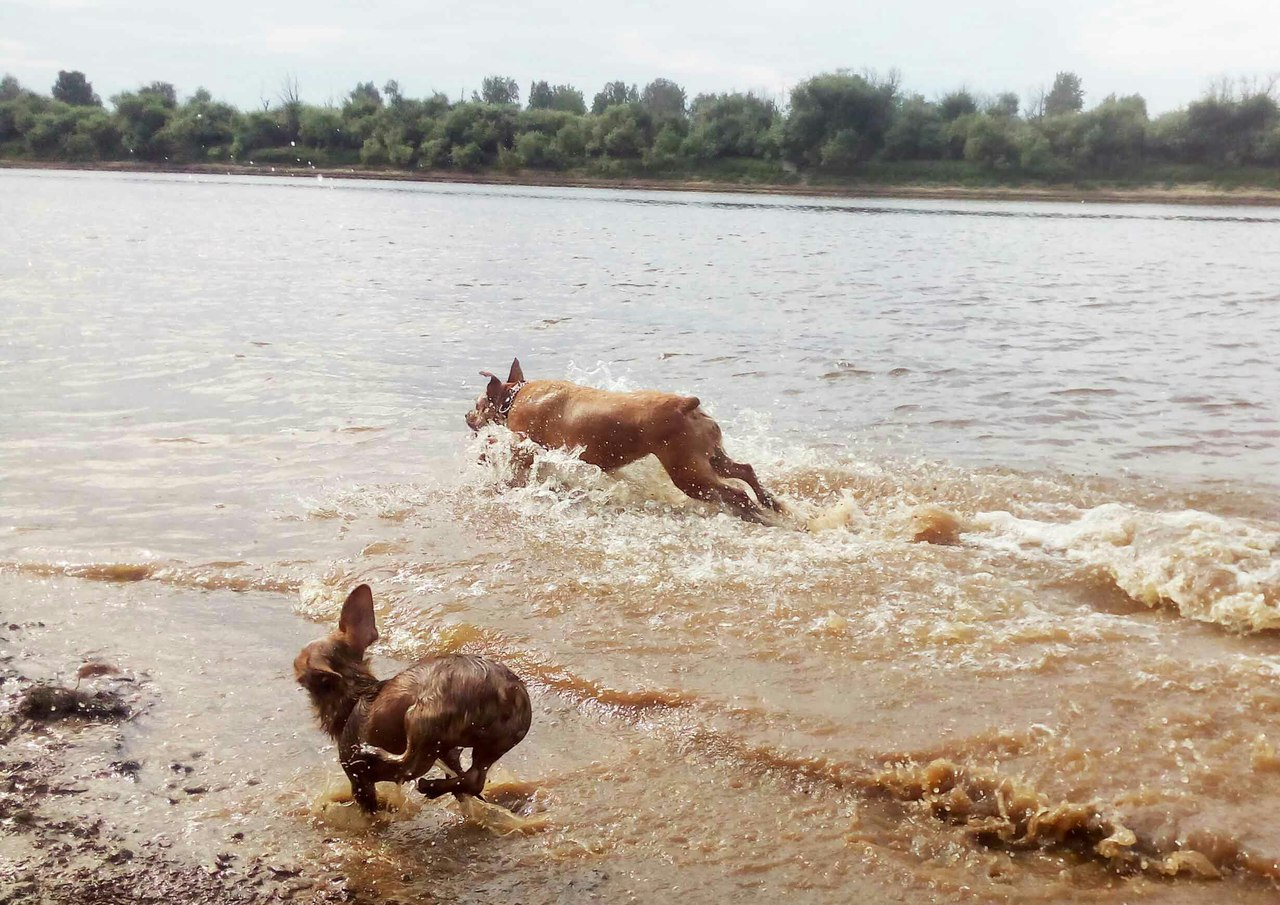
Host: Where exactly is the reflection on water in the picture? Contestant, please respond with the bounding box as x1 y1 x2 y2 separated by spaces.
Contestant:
2 170 1279 903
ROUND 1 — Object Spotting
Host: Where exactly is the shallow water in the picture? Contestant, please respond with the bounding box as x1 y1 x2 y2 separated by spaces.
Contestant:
2 169 1279 902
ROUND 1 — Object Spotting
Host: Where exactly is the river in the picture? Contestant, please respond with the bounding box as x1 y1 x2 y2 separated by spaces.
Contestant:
1 168 1279 903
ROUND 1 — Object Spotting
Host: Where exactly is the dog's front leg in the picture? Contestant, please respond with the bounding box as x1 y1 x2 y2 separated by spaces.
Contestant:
341 753 383 813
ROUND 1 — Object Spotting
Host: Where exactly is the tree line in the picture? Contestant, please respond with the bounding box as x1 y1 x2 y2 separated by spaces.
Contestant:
3 69 1279 182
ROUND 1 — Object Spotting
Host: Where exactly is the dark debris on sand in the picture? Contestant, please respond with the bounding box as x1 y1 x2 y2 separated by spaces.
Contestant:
0 668 366 905
16 682 131 722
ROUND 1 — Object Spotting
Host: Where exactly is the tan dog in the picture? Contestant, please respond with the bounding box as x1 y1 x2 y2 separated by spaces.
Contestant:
294 584 531 812
466 359 781 523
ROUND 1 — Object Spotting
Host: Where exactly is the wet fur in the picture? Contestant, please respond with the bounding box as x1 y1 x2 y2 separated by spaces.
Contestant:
294 585 532 812
467 358 782 523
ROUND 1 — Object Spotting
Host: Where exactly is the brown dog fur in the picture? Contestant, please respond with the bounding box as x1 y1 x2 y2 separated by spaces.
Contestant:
294 584 531 812
466 359 782 523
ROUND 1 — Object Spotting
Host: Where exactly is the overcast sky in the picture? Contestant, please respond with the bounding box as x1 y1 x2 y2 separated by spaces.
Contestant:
3 0 1277 114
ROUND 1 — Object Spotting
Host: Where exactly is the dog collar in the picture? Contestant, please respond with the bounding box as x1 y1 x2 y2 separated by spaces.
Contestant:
498 382 525 417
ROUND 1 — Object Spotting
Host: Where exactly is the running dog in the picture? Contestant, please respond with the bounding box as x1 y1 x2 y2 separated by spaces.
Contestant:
466 359 782 523
294 584 531 812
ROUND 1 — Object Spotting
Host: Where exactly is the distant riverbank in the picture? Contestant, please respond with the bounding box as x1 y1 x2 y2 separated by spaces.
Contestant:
7 158 1280 207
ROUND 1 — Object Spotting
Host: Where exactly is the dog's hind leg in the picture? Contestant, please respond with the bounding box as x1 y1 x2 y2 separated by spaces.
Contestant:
657 449 766 524
418 733 524 801
454 742 506 798
439 747 465 776
710 450 781 512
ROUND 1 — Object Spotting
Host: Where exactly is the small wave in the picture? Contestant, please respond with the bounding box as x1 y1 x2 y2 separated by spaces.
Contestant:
821 362 875 379
972 504 1280 632
656 722 1243 879
867 759 1224 878
1048 387 1120 398
296 578 693 715
1 560 301 594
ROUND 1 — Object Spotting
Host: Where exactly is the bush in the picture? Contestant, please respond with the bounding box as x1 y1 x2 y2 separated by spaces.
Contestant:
555 120 587 161
496 146 522 171
451 141 484 170
515 131 561 169
589 103 652 158
962 115 1019 168
418 137 451 169
819 128 867 170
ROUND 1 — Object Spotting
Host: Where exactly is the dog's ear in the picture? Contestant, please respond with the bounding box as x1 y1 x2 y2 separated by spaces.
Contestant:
303 666 342 695
507 358 525 385
482 372 504 406
337 584 379 656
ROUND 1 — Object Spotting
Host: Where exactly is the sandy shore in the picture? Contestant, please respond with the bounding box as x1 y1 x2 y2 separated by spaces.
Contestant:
5 159 1280 207
0 578 353 905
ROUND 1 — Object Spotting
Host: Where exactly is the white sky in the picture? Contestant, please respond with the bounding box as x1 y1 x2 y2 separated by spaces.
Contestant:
3 0 1278 114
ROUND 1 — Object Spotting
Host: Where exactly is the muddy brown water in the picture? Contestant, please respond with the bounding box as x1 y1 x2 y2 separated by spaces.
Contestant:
1 169 1279 903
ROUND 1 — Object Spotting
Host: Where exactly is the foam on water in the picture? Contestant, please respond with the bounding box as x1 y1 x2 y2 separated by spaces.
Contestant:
313 769 546 835
972 503 1280 633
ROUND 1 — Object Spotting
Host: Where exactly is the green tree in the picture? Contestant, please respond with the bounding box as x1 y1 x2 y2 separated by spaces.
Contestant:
589 103 652 158
1181 87 1279 165
338 82 383 149
648 123 683 164
231 110 289 159
0 76 37 145
528 81 553 110
141 82 178 108
641 78 687 120
476 76 519 106
518 108 576 136
18 102 116 159
1045 72 1084 116
74 109 121 158
554 119 588 161
442 102 518 161
2 74 25 102
1073 94 1147 171
591 80 638 114
299 105 344 150
1016 130 1060 176
938 90 977 121
1177 88 1280 166
156 89 241 161
112 84 179 159
419 134 451 169
784 71 898 166
987 92 1019 118
818 129 864 170
528 81 586 114
962 114 1019 168
347 82 382 110
451 141 484 169
882 94 944 160
515 130 562 168
685 92 777 158
1145 110 1187 162
52 70 100 106
23 104 79 156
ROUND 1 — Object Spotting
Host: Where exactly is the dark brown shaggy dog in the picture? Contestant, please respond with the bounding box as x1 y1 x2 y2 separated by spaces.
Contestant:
294 584 531 812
